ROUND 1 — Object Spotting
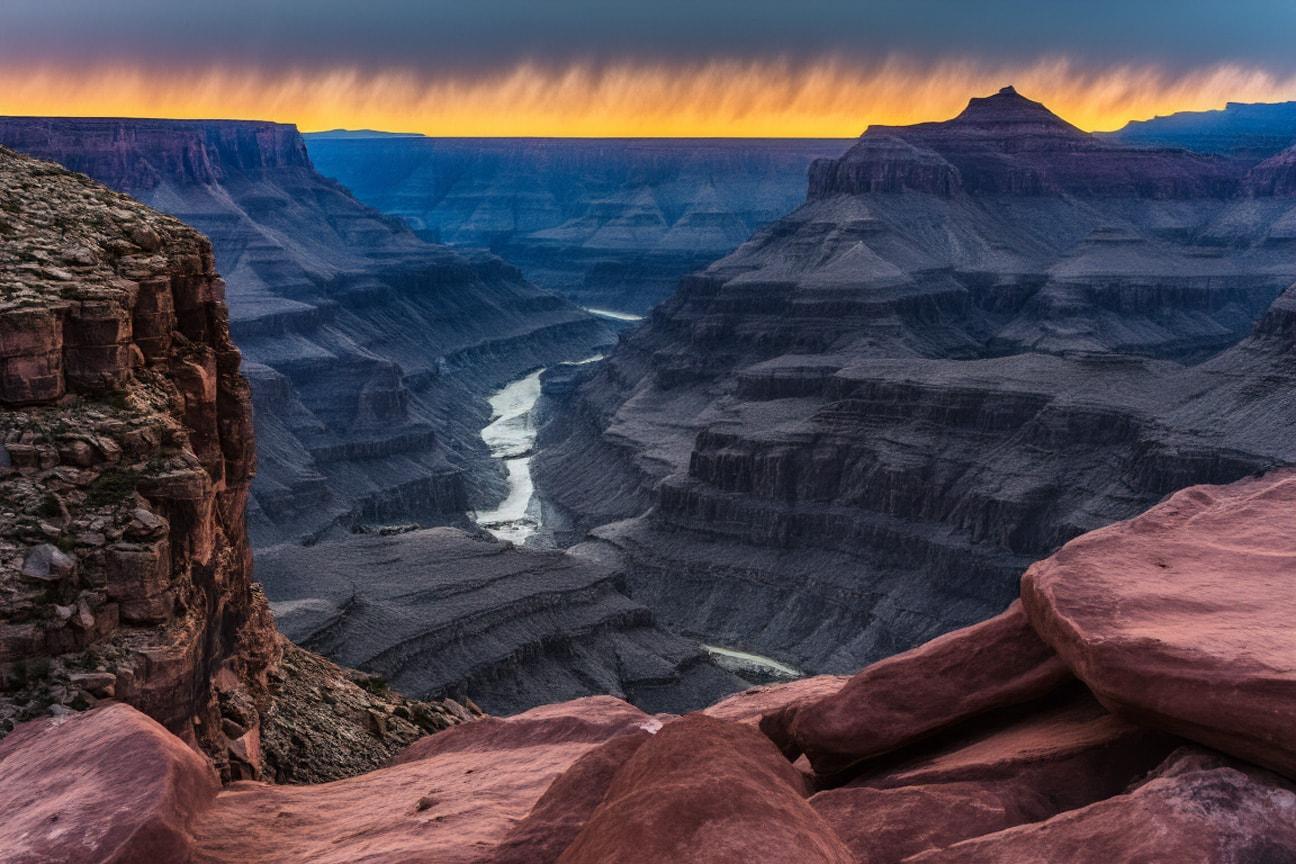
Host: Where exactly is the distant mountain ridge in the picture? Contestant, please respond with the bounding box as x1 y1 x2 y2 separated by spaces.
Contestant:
1105 99 1296 157
305 135 850 312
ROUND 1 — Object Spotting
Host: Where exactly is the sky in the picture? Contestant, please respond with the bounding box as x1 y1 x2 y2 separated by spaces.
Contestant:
2 0 1296 136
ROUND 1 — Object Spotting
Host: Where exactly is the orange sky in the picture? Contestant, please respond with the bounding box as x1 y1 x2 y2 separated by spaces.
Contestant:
4 58 1296 136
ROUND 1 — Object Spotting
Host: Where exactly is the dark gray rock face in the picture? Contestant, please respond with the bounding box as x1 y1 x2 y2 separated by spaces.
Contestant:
1104 99 1296 158
304 135 849 313
0 118 615 544
534 87 1296 677
256 527 743 715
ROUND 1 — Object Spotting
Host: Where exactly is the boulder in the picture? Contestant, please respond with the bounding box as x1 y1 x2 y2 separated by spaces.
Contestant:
904 751 1296 863
192 696 655 864
704 675 849 725
0 704 217 864
557 714 854 864
1022 470 1296 779
489 729 651 864
767 601 1070 779
810 692 1177 862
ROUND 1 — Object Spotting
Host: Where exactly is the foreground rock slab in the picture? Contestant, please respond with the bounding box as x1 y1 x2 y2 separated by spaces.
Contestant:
1023 470 1296 779
767 601 1070 779
557 714 854 864
0 704 217 864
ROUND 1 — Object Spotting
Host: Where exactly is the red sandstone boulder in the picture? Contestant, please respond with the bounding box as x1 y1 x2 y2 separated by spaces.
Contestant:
768 601 1070 779
0 704 217 864
489 729 651 864
810 692 1176 862
557 714 854 864
903 750 1296 863
704 675 849 725
191 696 654 864
1022 470 1296 780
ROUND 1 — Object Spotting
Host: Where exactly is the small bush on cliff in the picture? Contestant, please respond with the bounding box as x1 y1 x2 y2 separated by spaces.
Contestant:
86 467 139 507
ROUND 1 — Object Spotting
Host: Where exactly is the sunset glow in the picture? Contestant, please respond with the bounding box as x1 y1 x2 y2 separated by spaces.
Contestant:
5 58 1296 137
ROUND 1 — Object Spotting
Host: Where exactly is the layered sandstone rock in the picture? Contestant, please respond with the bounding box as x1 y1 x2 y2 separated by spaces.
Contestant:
255 527 743 715
0 145 277 778
0 146 474 783
1022 469 1296 779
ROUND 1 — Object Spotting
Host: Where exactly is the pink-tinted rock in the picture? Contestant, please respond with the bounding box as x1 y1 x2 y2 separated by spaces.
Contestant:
769 601 1070 779
904 753 1296 863
0 704 217 864
1022 470 1296 780
810 693 1176 862
703 675 849 725
489 729 651 864
557 714 854 864
191 696 653 864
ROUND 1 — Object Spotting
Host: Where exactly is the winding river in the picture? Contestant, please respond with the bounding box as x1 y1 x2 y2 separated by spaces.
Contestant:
473 356 603 543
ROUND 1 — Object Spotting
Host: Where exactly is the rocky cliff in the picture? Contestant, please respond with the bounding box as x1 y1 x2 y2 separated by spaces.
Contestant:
534 86 1296 674
3 469 1293 862
0 144 276 778
305 135 849 313
0 145 474 783
0 118 615 545
1105 98 1296 157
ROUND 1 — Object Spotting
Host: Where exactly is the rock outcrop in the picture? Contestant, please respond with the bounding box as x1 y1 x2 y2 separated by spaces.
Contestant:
534 86 1296 677
0 118 615 545
256 526 744 715
305 135 850 313
0 145 474 783
0 144 278 778
1105 98 1296 158
2 470 1294 861
1022 470 1296 779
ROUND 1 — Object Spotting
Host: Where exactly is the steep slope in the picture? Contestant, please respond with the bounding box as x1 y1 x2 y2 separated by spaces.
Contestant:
257 527 743 715
0 118 615 544
305 135 849 312
535 86 1296 673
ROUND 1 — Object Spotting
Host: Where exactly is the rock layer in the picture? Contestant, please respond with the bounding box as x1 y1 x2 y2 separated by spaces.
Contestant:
534 86 1296 676
1022 469 1296 779
256 527 743 715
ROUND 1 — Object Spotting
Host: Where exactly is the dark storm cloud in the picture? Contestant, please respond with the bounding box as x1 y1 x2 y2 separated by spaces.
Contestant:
3 0 1295 75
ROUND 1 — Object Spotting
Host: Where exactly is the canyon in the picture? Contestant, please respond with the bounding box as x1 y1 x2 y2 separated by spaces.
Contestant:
305 135 849 313
0 117 617 546
2 84 1296 863
0 119 740 717
534 86 1296 677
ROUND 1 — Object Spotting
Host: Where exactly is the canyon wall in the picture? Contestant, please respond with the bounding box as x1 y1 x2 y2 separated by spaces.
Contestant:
0 118 615 545
535 86 1296 675
305 135 849 312
0 144 278 778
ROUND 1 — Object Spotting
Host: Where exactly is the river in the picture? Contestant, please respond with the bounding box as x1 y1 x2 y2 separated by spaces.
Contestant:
472 356 602 543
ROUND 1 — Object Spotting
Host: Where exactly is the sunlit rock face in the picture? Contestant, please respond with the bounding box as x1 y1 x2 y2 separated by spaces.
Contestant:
534 86 1296 676
0 118 615 545
305 135 850 313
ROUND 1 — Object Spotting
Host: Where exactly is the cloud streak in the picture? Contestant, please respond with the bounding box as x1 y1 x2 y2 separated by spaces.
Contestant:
3 57 1296 136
